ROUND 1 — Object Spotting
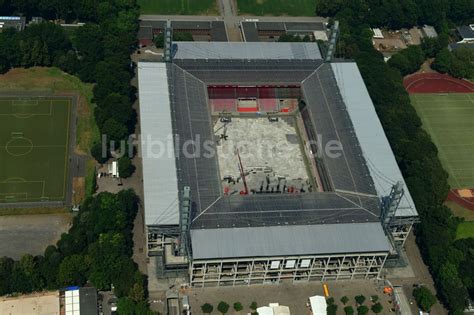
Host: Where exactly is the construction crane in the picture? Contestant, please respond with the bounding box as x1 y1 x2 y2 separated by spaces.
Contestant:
235 147 248 195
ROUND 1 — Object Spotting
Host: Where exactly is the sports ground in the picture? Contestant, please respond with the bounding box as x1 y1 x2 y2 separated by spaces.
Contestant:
410 93 474 189
0 97 72 203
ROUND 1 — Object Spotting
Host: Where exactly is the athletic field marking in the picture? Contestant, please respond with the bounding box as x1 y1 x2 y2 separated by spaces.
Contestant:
411 93 474 188
0 98 71 203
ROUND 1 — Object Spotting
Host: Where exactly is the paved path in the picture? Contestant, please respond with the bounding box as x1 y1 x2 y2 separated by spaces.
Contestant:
387 233 448 314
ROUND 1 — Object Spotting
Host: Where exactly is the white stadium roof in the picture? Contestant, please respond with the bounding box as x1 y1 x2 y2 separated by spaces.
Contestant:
138 62 180 226
331 62 418 217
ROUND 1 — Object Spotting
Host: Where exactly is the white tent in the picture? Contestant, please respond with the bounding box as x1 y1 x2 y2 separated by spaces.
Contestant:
309 296 327 315
257 303 291 315
257 306 274 315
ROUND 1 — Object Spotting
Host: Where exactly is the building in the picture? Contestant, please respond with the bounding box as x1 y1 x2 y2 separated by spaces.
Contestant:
241 21 327 42
421 25 437 38
457 25 474 43
138 19 228 46
137 40 418 287
448 42 474 51
63 287 98 315
0 16 26 32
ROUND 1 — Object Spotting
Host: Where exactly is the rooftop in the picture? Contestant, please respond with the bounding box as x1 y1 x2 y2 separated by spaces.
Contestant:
138 42 417 235
191 222 391 259
0 16 26 31
457 25 474 40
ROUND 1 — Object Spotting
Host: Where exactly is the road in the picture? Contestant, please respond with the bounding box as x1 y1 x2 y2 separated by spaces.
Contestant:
387 233 448 315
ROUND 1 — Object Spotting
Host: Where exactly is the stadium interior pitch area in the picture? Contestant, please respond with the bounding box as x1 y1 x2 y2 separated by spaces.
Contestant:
0 97 72 203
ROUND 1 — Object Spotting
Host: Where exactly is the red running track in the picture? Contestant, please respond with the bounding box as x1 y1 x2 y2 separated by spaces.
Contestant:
404 72 474 93
447 189 474 211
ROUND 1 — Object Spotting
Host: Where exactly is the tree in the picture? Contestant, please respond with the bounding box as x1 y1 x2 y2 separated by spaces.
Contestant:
201 303 214 314
91 141 108 163
250 301 258 310
371 302 383 313
217 301 230 314
153 33 164 48
355 295 366 305
413 286 437 312
357 305 369 315
117 297 136 314
326 297 335 305
233 302 243 311
327 304 338 315
371 295 379 303
118 156 135 178
128 282 145 302
343 305 354 315
102 118 128 143
340 296 349 305
58 254 88 286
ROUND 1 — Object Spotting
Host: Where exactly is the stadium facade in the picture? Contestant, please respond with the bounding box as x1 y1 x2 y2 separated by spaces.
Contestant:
137 41 418 287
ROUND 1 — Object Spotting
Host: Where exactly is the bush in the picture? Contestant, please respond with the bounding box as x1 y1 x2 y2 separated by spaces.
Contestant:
201 303 214 314
357 305 369 315
326 297 335 305
355 295 366 305
340 296 349 305
250 301 258 310
344 305 354 315
327 303 338 315
233 302 243 311
217 301 230 314
371 302 383 313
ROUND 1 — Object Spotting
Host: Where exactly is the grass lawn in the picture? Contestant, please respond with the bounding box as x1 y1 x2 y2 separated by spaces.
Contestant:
0 97 71 202
138 0 218 15
0 67 100 204
410 93 474 189
456 221 474 239
446 201 474 221
237 0 316 16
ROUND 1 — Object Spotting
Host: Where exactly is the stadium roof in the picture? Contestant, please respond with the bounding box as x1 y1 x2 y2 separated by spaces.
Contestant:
138 62 180 226
331 62 417 217
173 42 322 60
191 222 391 259
138 42 417 233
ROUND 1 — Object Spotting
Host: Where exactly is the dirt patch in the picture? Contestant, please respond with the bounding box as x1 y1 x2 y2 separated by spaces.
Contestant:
0 213 72 259
73 177 85 204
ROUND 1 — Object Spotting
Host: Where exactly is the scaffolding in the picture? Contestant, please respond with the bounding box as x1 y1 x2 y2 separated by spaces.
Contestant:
190 252 388 287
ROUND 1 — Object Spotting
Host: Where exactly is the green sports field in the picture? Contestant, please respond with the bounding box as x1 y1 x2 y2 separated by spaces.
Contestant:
411 93 474 188
0 97 71 203
138 0 217 14
237 0 315 16
456 221 474 239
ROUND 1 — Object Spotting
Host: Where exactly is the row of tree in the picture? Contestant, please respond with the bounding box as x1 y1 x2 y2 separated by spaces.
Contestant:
433 47 474 79
315 0 473 30
0 190 155 313
317 4 473 314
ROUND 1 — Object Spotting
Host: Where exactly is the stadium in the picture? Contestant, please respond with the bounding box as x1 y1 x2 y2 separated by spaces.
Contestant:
137 41 418 287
